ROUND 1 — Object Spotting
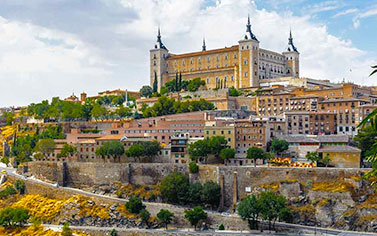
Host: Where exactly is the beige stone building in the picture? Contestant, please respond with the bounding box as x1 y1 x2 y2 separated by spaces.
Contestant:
150 17 299 91
204 121 235 149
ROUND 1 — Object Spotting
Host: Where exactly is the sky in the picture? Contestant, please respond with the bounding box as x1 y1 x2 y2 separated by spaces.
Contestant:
0 0 376 107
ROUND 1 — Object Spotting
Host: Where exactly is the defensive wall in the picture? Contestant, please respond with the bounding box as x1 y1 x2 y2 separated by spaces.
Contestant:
20 162 368 207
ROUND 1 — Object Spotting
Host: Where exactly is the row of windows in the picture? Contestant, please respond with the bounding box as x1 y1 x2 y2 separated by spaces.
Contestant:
124 129 203 134
206 130 232 135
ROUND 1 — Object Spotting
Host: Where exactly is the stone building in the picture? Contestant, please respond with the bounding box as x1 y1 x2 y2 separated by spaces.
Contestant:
204 121 235 149
286 111 337 135
318 98 369 135
150 16 299 91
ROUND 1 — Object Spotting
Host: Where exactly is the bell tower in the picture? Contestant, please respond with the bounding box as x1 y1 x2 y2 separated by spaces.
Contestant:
150 27 169 92
238 15 260 88
283 29 299 78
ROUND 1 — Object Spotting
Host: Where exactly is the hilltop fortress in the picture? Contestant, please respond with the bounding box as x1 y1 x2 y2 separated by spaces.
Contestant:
150 16 300 91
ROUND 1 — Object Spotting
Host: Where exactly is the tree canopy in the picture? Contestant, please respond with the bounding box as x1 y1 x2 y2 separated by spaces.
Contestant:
157 209 174 230
140 85 153 98
184 206 207 230
270 139 289 155
142 96 214 118
95 141 125 162
246 146 266 167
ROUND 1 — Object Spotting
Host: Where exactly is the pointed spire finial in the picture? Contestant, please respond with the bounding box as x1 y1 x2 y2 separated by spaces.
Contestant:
244 14 258 41
202 37 206 51
287 28 298 53
155 26 167 50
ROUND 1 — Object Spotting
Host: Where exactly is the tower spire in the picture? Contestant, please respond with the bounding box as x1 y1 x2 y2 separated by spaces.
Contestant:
155 26 167 50
244 15 258 41
287 28 298 53
202 37 206 51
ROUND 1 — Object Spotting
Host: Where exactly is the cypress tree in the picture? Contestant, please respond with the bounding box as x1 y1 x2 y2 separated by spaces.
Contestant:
179 73 182 91
175 73 178 92
153 71 158 93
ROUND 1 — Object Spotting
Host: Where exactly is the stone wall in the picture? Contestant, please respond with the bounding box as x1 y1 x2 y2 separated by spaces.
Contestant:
22 161 188 188
22 162 368 207
213 166 367 206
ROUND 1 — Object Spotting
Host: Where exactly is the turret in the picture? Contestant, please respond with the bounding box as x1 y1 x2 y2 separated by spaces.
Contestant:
238 15 260 88
150 27 169 92
283 29 300 78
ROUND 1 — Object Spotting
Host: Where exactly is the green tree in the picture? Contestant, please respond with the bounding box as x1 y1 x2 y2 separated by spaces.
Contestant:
188 140 208 162
229 87 241 97
160 172 190 204
201 181 221 208
36 139 56 158
246 146 265 167
115 105 132 118
96 141 125 162
140 141 160 157
0 207 29 227
0 186 17 199
237 195 261 229
270 139 289 155
90 103 108 119
207 136 227 159
125 196 145 214
219 148 236 163
354 126 377 158
14 180 26 195
218 224 225 230
62 222 72 236
140 85 153 98
188 162 199 174
188 182 203 204
110 229 117 236
139 209 151 227
187 78 205 92
184 206 207 230
125 144 144 161
306 152 320 164
58 143 77 159
153 71 158 93
259 191 290 230
157 209 174 230
2 112 15 125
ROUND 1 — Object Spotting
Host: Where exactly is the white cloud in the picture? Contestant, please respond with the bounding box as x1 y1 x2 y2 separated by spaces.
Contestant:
0 0 375 107
352 5 377 28
0 16 112 107
119 0 375 85
303 1 341 15
333 8 359 18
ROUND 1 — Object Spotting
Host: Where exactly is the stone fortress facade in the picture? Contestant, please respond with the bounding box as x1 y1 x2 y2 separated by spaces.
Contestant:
150 16 300 91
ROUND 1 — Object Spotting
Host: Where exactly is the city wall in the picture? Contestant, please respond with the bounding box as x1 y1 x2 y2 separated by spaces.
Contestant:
21 162 367 207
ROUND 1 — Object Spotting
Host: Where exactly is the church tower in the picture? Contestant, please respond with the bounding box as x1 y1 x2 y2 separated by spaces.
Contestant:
238 15 260 88
150 27 169 92
283 29 300 78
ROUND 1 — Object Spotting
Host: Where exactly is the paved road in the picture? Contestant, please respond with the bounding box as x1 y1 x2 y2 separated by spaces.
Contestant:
1 166 376 236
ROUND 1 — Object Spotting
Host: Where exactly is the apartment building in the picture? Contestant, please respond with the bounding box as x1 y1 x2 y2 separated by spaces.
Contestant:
318 98 369 135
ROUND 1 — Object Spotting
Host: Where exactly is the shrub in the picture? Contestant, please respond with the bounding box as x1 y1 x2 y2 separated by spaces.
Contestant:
184 206 207 230
139 209 150 227
110 229 117 236
157 209 174 230
125 196 145 214
188 182 203 204
0 186 17 199
218 224 225 230
62 222 72 236
201 181 221 207
188 162 199 174
15 180 26 195
160 172 190 204
0 207 29 227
